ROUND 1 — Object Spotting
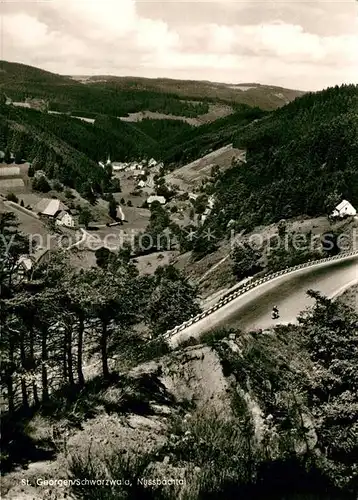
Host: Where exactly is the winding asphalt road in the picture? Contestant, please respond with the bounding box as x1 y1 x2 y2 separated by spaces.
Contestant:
170 253 358 346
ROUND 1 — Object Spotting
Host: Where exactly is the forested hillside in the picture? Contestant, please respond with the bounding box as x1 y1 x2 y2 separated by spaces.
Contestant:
133 117 193 142
0 61 304 119
0 60 73 86
0 60 307 196
0 61 209 118
0 96 265 177
162 105 267 167
0 106 111 196
80 75 305 110
208 84 358 231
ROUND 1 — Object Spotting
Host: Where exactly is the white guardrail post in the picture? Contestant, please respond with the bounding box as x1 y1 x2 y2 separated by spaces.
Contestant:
162 250 358 340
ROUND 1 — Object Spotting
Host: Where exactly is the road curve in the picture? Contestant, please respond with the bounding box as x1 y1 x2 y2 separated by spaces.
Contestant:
170 254 358 347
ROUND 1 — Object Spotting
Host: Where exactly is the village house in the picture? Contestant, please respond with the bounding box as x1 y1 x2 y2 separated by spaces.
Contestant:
2 255 31 281
148 158 158 168
201 207 211 223
147 195 166 206
331 200 357 218
207 195 215 209
10 247 49 281
227 219 236 228
1 255 34 284
133 169 146 178
35 198 68 217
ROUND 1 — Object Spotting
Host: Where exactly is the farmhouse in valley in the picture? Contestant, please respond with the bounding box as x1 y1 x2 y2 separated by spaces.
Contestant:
34 198 75 227
331 200 357 218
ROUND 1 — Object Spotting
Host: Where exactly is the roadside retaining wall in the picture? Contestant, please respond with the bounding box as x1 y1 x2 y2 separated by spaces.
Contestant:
163 250 358 340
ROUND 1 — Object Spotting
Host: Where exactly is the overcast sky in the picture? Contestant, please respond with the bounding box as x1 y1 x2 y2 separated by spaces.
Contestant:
1 0 357 90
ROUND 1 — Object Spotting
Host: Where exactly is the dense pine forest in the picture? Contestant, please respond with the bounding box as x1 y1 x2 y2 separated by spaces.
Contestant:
133 117 193 142
0 106 108 196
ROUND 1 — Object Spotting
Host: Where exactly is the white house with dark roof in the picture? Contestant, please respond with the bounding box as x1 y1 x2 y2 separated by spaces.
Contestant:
56 211 75 227
331 200 357 218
